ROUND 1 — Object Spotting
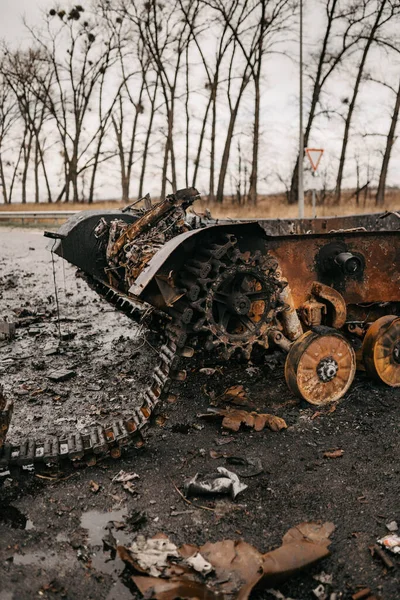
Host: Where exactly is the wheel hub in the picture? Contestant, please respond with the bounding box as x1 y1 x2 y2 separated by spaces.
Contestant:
227 292 251 316
317 356 339 382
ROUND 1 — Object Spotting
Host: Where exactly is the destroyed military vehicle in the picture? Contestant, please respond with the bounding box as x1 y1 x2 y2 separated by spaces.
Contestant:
1 188 399 471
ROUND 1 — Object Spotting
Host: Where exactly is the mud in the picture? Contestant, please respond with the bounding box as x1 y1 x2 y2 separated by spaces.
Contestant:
0 227 399 600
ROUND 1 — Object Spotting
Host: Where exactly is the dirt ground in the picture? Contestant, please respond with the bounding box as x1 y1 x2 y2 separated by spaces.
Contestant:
0 227 399 600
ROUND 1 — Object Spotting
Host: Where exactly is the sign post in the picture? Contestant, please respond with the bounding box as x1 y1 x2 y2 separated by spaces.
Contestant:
305 148 324 218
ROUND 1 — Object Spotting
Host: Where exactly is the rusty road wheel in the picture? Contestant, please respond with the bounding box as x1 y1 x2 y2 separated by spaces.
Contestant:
362 315 400 387
285 328 356 405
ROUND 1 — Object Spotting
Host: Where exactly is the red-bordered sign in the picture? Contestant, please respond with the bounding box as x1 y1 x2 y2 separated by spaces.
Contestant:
305 148 324 172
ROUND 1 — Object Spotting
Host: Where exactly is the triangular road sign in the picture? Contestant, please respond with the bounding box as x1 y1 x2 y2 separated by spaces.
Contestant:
305 148 324 172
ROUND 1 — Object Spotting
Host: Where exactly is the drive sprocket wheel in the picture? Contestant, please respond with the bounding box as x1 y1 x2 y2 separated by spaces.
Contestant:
362 315 400 387
179 235 284 359
285 327 356 405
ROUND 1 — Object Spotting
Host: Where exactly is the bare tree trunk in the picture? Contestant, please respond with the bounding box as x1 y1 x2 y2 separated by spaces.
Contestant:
40 150 53 203
138 78 158 199
9 143 24 204
376 76 400 206
113 115 128 203
248 76 260 205
185 44 190 188
209 80 217 202
34 137 40 203
192 95 212 188
0 157 8 204
21 128 33 204
216 77 248 204
161 132 170 200
335 0 386 204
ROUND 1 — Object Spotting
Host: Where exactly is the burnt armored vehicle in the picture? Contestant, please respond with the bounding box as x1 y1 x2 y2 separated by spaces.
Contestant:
1 188 399 471
49 187 400 404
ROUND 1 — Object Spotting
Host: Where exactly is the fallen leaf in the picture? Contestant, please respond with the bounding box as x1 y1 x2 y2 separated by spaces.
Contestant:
210 450 223 459
201 407 287 433
323 449 344 459
156 415 168 427
89 480 100 493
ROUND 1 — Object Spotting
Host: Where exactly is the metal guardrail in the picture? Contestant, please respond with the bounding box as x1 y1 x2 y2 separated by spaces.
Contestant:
0 211 77 224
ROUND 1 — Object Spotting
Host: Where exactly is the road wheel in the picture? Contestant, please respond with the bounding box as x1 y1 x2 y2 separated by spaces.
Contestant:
285 328 356 405
362 315 400 387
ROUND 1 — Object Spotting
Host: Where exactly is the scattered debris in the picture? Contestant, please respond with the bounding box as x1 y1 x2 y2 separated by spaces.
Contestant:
323 449 344 459
377 533 400 554
369 544 394 570
351 589 371 600
215 436 235 446
0 320 16 341
118 521 335 599
386 520 398 532
126 511 147 530
112 470 139 484
123 482 137 495
199 368 218 376
217 384 254 407
47 368 76 382
184 467 248 499
226 456 263 477
119 534 180 577
313 584 327 599
186 552 213 576
89 480 100 494
313 572 333 585
201 407 287 432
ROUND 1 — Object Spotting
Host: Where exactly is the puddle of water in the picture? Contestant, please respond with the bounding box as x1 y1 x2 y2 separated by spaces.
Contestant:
80 508 129 546
80 508 133 600
0 506 32 530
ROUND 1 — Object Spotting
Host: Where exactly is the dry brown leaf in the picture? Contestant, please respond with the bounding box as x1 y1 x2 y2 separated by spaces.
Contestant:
323 449 344 459
89 480 100 493
209 450 223 459
208 407 287 433
156 414 168 427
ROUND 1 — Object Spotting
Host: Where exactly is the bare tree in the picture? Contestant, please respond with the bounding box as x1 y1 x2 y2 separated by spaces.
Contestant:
0 70 19 204
28 6 119 202
125 0 199 198
376 75 400 205
335 0 400 204
289 0 372 204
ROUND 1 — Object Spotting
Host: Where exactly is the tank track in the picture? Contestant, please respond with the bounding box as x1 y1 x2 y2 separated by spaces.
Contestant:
0 278 189 476
0 235 281 475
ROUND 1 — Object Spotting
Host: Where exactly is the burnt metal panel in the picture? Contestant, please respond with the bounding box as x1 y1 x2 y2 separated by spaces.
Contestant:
47 210 137 282
266 231 400 307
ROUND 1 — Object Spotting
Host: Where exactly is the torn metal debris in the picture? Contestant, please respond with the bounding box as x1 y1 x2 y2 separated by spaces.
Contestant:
184 467 248 499
117 521 335 599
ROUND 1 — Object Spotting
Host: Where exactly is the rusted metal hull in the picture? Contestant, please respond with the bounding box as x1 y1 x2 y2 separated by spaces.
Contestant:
48 197 400 403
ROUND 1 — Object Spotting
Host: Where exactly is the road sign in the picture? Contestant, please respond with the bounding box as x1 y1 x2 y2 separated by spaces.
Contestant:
305 148 324 172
